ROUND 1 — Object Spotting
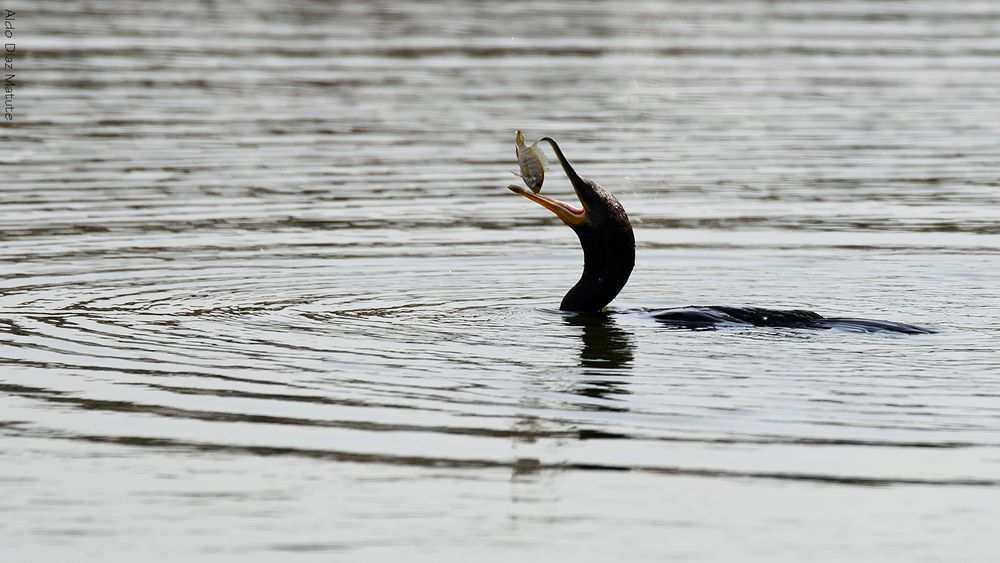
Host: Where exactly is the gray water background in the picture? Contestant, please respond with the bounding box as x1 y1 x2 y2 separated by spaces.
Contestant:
3 1 1000 561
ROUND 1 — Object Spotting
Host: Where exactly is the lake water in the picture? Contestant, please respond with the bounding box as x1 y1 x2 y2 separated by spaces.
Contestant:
3 1 1000 560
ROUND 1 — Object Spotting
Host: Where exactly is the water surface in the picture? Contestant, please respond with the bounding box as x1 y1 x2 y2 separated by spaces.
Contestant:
3 1 1000 560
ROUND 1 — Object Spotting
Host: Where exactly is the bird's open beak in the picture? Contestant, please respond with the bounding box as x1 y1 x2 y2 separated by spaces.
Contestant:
506 184 586 226
507 136 588 226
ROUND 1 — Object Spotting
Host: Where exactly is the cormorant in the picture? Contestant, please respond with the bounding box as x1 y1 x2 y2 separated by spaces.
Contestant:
507 137 934 334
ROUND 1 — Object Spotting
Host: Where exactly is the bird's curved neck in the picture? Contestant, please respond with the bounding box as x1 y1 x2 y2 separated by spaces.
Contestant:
561 224 635 312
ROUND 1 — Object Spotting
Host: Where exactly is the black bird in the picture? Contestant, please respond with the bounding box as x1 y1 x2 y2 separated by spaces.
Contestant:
507 137 934 334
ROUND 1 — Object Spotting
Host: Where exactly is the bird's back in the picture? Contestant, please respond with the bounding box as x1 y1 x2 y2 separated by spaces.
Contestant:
651 306 934 334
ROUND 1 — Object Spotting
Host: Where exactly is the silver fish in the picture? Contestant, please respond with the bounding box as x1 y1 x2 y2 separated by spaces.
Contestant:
513 130 547 193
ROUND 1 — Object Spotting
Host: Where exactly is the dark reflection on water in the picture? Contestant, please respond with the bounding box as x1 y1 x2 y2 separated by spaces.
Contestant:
566 312 635 371
564 312 634 410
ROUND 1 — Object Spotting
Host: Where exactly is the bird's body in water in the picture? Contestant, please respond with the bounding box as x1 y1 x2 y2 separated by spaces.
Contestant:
507 136 934 334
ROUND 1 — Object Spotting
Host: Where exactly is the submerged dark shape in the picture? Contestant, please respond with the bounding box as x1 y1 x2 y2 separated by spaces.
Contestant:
506 136 935 335
647 306 933 334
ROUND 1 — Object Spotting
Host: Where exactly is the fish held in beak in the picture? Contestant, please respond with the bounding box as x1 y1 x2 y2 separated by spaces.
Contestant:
512 130 547 193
